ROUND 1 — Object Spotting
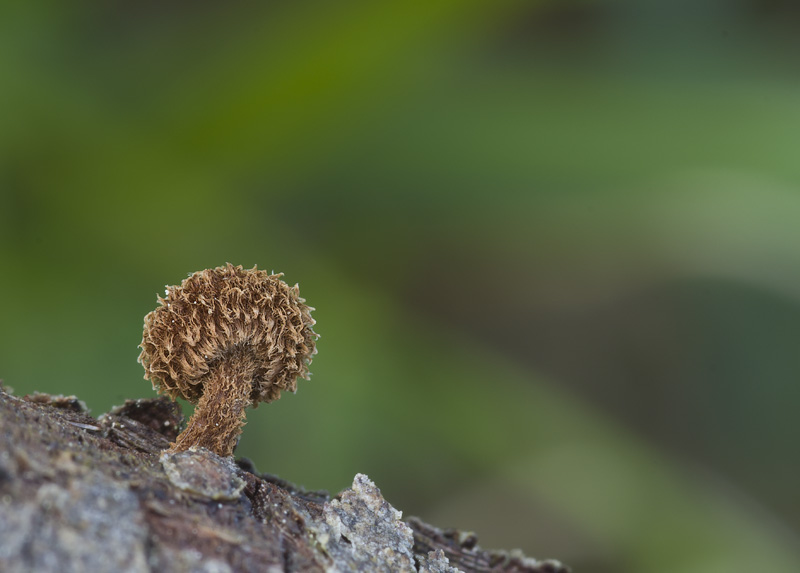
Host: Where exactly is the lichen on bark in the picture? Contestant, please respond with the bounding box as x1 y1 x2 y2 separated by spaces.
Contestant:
0 386 568 573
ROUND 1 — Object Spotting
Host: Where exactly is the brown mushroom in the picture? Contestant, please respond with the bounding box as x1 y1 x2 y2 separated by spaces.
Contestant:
138 263 318 457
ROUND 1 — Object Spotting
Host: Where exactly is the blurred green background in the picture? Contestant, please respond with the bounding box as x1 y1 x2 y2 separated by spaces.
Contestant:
2 1 800 571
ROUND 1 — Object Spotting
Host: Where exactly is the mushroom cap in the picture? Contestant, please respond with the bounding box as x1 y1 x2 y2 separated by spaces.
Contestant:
138 264 318 405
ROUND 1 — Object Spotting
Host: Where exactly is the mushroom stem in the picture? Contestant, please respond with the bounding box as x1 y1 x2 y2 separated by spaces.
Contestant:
167 351 257 457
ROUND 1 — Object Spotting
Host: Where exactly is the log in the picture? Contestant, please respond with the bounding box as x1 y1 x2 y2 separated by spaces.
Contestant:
0 385 568 573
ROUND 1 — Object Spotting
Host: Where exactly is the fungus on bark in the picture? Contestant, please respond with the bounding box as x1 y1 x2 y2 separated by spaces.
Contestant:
138 263 318 457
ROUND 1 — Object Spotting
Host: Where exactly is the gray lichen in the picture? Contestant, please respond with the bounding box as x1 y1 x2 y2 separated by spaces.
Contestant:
311 473 420 573
416 550 462 573
160 447 246 501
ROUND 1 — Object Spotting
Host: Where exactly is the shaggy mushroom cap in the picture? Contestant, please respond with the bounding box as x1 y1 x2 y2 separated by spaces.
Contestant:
139 263 317 406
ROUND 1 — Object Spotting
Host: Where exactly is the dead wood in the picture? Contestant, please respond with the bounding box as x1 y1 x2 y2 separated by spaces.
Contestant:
0 386 568 573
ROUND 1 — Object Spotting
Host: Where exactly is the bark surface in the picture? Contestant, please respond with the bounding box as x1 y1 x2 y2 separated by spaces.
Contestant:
0 386 568 573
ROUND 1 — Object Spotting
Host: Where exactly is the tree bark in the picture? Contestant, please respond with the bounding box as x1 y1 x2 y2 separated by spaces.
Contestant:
0 385 568 573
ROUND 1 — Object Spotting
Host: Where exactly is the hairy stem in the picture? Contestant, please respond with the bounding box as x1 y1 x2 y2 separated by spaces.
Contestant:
167 355 254 457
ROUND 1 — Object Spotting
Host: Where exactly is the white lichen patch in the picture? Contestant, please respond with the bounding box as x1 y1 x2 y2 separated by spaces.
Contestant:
311 473 417 573
160 447 245 501
417 549 462 573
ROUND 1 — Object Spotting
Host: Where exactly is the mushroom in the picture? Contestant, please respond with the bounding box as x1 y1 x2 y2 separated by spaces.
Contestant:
138 263 318 457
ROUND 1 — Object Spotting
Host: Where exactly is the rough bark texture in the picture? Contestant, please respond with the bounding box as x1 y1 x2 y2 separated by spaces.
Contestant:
0 385 569 573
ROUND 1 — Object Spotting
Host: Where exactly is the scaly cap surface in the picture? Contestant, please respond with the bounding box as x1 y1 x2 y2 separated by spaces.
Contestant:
139 263 317 405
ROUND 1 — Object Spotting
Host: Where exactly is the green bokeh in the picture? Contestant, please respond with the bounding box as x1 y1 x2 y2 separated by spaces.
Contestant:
2 2 800 571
